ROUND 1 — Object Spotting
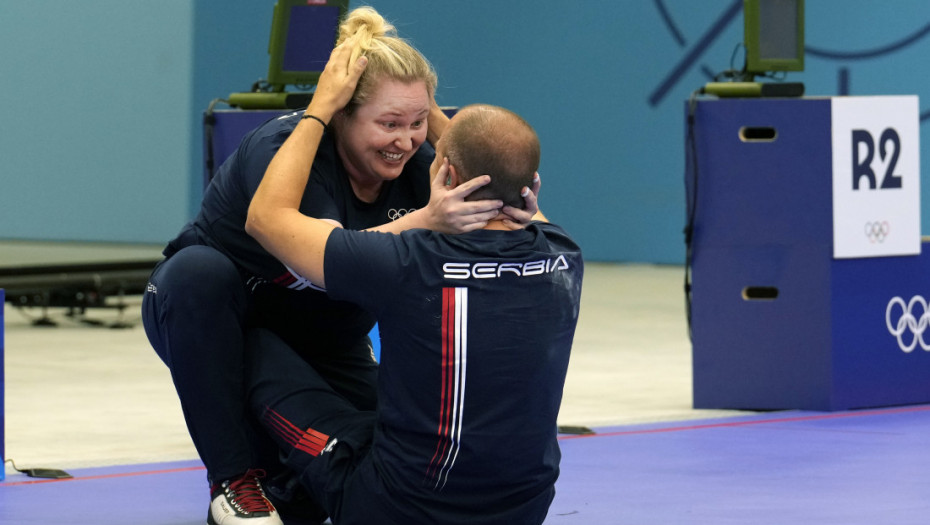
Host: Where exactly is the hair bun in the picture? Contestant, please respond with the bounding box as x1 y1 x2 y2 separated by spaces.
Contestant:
332 6 437 112
338 6 396 47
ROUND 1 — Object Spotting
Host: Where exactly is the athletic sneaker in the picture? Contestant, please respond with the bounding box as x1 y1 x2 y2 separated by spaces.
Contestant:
207 469 282 525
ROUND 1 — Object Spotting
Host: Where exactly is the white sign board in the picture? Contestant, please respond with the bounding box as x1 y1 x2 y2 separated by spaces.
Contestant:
831 96 920 259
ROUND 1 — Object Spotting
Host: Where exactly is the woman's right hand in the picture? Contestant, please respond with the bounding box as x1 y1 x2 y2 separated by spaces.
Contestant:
306 35 368 123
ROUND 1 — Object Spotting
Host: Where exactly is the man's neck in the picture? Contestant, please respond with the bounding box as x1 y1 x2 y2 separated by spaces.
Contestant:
483 219 512 231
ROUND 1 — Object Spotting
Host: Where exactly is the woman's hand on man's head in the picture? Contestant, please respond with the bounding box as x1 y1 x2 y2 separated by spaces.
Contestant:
501 172 543 229
307 34 369 122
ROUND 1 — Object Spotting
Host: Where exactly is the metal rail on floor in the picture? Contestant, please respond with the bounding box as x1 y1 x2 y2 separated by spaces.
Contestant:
0 260 158 327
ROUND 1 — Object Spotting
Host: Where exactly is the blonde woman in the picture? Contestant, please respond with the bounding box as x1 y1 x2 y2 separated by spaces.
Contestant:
142 7 536 525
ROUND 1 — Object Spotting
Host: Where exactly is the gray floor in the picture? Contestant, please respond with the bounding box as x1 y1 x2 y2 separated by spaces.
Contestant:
2 260 748 476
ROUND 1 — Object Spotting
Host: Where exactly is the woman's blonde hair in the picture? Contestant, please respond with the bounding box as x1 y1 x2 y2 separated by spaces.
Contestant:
336 6 437 113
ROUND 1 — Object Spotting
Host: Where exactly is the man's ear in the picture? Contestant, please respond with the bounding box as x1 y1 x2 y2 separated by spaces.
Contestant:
446 163 461 188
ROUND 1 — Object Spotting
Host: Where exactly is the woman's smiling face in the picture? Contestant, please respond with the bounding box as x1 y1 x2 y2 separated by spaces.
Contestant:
335 77 431 189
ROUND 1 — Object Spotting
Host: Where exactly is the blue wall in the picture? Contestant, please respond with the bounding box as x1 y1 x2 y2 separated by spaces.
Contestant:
3 1 930 264
0 2 194 243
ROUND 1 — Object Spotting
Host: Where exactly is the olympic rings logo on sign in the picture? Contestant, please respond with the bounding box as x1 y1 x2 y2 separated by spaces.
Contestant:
885 296 930 353
865 221 890 243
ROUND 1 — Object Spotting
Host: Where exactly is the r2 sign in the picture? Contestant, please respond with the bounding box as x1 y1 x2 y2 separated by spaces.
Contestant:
852 128 902 190
831 95 920 259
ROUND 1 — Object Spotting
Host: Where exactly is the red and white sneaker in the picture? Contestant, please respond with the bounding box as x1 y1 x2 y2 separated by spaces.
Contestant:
207 469 282 525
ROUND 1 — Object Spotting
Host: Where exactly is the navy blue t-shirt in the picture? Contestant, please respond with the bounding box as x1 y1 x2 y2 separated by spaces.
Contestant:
324 222 584 523
164 110 434 345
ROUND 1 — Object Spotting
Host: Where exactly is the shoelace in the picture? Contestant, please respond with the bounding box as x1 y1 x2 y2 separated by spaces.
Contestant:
224 469 275 514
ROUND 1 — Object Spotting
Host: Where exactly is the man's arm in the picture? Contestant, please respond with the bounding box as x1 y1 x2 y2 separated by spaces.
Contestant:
246 36 367 289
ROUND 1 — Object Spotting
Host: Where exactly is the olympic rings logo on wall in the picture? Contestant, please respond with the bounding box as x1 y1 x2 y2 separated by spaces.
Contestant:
885 296 930 353
865 221 890 243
